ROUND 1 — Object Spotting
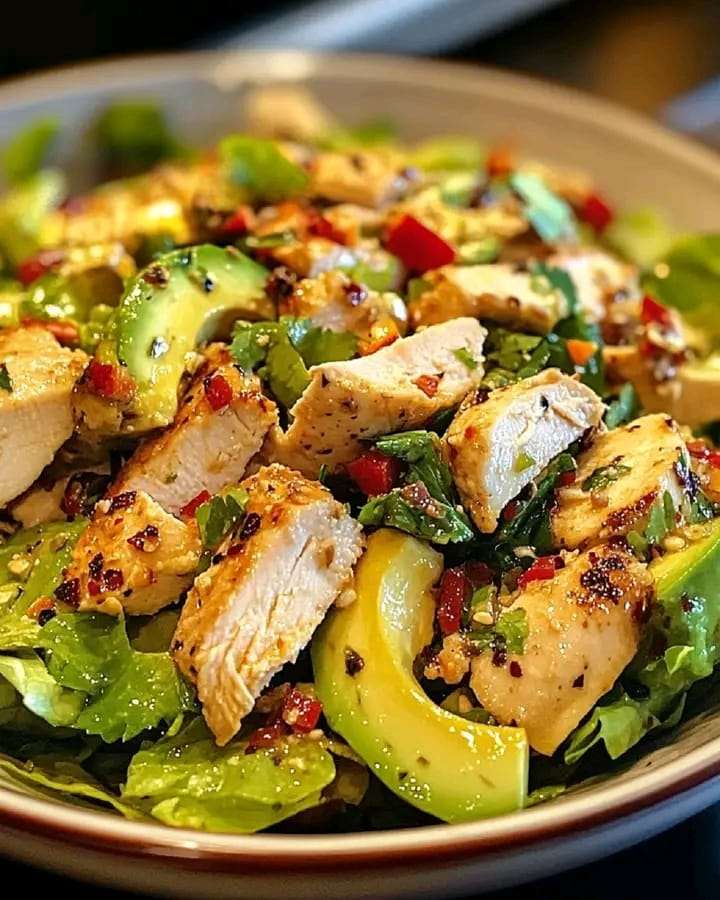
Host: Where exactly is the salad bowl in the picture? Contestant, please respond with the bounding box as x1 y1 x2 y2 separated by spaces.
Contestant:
1 51 720 898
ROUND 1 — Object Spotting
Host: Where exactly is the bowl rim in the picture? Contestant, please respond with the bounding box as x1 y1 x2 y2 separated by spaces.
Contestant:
1 48 720 868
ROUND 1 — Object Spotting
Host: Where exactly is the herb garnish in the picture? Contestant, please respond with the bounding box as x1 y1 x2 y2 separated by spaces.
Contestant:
0 363 12 392
581 461 631 493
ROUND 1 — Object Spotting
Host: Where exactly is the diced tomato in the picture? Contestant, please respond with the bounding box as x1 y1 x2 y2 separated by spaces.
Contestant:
687 440 720 469
486 144 515 179
578 192 615 233
436 566 471 636
307 211 348 245
179 490 212 519
640 295 673 327
245 721 290 753
517 555 559 590
84 358 135 402
413 374 440 397
566 339 597 367
346 449 403 496
221 206 253 237
203 372 234 411
385 214 455 273
17 249 65 286
281 688 323 733
559 470 577 486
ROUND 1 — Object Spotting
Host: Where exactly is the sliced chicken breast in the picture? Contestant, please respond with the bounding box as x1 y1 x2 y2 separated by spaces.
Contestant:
279 270 407 344
470 544 653 755
60 489 201 616
552 413 692 549
113 346 277 516
0 327 87 507
408 264 569 334
244 85 336 142
172 464 364 745
274 317 486 476
551 248 639 324
309 151 413 207
445 369 604 533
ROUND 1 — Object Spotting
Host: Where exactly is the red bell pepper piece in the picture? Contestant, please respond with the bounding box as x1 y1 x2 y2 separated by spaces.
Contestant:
436 566 471 636
578 192 615 233
517 556 559 591
203 372 234 411
84 358 135 402
385 214 455 273
17 248 65 286
640 295 673 327
687 441 720 469
245 721 290 753
346 449 402 496
179 489 212 519
221 207 251 238
281 688 323 733
307 211 348 245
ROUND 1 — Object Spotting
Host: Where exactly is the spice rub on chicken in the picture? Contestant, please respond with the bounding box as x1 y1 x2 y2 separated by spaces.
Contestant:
0 327 87 507
552 413 694 550
113 346 277 516
445 369 604 533
59 489 201 616
172 464 364 745
275 317 487 477
470 544 653 755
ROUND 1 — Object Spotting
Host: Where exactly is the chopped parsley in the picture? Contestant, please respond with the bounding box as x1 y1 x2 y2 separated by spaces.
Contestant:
452 347 478 371
467 607 529 655
196 487 249 549
0 363 12 392
581 461 631 493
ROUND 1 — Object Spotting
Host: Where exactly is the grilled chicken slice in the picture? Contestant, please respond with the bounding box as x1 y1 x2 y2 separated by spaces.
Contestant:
551 249 639 324
113 346 277 516
244 85 336 142
470 544 653 755
552 413 692 550
172 464 364 745
60 489 201 616
309 151 414 208
0 327 87 507
279 270 407 344
407 264 569 334
445 369 604 533
274 317 486 476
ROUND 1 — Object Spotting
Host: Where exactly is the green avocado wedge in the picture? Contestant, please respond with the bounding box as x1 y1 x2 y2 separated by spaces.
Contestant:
312 529 528 822
115 244 272 429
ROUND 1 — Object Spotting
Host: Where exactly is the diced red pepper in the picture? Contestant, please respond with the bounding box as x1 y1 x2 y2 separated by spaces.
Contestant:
307 211 348 245
203 372 234 411
486 145 515 179
281 688 323 733
517 555 559 591
221 207 252 238
640 295 673 328
687 440 720 469
17 248 65 286
413 374 440 397
245 721 290 753
346 449 403 496
385 214 455 273
502 501 519 522
559 470 577 486
179 490 211 519
84 359 135 402
436 566 471 636
578 192 615 233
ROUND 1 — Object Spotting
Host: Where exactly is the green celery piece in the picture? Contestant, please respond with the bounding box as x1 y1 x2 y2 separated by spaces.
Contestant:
0 654 85 727
122 717 335 833
0 168 66 265
40 613 196 743
2 117 59 185
220 135 309 201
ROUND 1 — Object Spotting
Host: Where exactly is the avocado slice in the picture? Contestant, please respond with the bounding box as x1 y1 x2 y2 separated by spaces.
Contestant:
114 244 272 429
651 518 720 623
312 529 528 822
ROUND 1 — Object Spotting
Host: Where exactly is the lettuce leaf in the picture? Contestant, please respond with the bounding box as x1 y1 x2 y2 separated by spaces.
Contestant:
0 653 86 727
39 613 196 743
122 718 335 833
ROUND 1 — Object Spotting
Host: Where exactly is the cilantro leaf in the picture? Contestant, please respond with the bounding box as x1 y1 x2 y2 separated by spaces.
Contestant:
0 363 12 392
196 488 248 549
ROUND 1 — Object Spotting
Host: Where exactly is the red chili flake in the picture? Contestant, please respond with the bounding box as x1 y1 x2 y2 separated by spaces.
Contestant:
640 295 673 328
492 644 508 667
436 566 471 636
88 553 104 580
308 212 347 245
109 491 137 513
281 688 323 733
84 359 136 402
180 490 212 519
22 318 80 346
559 470 577 486
517 556 558 591
87 579 101 596
17 249 65 286
346 449 403 496
502 501 519 522
54 577 80 607
127 523 160 551
221 207 251 237
245 721 290 753
102 569 124 591
203 372 234 411
413 374 441 398
509 661 523 678
578 192 615 233
464 425 477 440
385 214 455 273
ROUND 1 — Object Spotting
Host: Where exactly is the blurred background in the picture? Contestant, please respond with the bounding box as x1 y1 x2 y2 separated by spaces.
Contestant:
2 0 720 145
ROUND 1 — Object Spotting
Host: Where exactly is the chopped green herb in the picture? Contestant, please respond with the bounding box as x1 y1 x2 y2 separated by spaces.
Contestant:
530 262 578 314
0 363 12 392
509 172 576 243
581 462 631 493
605 383 640 429
644 491 676 546
467 608 529 655
220 136 309 201
514 450 536 474
453 347 478 370
196 488 249 549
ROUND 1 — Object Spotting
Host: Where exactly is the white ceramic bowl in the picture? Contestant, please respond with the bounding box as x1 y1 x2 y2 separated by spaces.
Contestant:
1 51 720 899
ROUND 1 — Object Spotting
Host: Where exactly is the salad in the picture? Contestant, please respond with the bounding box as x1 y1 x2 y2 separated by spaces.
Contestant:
0 86 720 833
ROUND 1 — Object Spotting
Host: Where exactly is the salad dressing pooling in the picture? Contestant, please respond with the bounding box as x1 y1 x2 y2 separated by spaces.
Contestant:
0 87 719 831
